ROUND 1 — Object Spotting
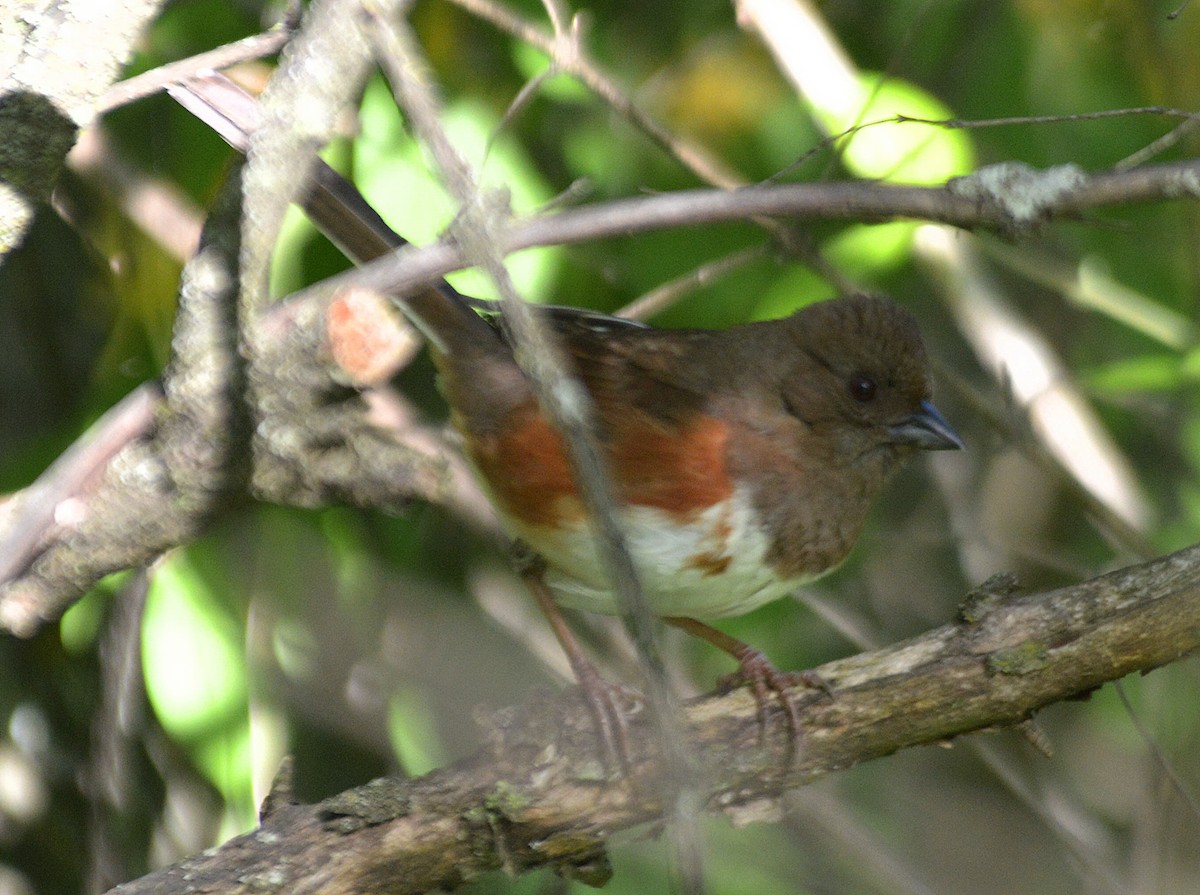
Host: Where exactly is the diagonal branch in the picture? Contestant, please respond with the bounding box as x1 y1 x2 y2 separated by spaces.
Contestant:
0 162 247 635
107 542 1200 894
308 157 1200 307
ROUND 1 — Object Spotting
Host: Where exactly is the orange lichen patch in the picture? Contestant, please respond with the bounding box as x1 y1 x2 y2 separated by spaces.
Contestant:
610 414 735 518
326 287 419 386
468 408 581 526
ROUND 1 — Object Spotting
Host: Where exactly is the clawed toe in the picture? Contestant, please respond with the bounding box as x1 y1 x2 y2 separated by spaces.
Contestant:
721 648 831 763
662 616 831 764
791 668 835 700
571 663 640 774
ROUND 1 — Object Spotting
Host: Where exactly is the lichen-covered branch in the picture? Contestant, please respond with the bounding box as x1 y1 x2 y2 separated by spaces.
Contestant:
0 164 247 633
0 0 167 254
316 157 1200 305
108 543 1200 894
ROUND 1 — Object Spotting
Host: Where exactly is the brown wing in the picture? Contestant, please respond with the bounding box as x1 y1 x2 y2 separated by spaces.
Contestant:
447 304 744 525
557 325 739 519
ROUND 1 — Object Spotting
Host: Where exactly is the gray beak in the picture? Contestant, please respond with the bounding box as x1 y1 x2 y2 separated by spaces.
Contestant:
889 400 964 451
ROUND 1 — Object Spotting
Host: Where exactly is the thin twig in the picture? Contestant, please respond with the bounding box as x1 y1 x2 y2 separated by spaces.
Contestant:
95 4 300 114
66 126 205 261
615 243 770 320
894 106 1200 130
305 158 1200 305
1114 680 1200 822
448 0 744 189
367 8 706 887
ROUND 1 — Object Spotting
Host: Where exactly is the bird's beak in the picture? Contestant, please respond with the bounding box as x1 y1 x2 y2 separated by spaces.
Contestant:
889 401 964 451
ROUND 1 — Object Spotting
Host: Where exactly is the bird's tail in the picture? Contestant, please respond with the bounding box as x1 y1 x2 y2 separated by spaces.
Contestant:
171 72 500 359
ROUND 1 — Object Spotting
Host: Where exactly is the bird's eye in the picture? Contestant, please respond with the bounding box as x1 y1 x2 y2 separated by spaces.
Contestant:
848 374 877 402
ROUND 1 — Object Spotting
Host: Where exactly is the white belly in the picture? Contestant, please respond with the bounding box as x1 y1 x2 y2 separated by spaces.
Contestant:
509 488 813 619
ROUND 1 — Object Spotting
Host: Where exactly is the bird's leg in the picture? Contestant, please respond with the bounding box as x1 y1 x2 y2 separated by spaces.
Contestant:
663 616 830 760
517 555 635 773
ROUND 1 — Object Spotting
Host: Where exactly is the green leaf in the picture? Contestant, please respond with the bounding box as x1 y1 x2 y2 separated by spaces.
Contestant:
353 75 560 301
1083 353 1189 395
388 688 444 776
142 554 247 740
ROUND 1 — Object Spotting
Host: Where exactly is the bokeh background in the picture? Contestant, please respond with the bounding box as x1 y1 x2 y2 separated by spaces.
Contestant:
2 0 1199 893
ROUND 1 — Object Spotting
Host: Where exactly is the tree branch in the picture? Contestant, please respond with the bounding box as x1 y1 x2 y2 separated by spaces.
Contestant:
313 158 1200 306
107 542 1200 894
0 0 167 255
0 160 247 633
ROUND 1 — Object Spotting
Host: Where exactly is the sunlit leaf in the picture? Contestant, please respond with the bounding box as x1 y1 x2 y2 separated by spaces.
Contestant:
807 74 973 184
1083 353 1187 395
826 221 917 277
749 265 833 320
354 75 559 302
388 688 443 777
142 554 247 740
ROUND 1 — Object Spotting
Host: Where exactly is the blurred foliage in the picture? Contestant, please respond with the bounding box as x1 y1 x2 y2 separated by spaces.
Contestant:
2 1 1200 893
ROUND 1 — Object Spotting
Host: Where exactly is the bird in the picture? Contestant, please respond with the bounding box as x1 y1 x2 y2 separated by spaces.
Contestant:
170 73 961 761
397 282 963 761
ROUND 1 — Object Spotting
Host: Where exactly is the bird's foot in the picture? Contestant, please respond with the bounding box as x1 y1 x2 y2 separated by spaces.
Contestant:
518 551 640 775
717 646 831 764
568 656 643 775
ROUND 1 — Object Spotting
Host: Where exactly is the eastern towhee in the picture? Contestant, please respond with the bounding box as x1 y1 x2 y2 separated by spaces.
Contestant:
173 72 963 764
400 281 963 757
